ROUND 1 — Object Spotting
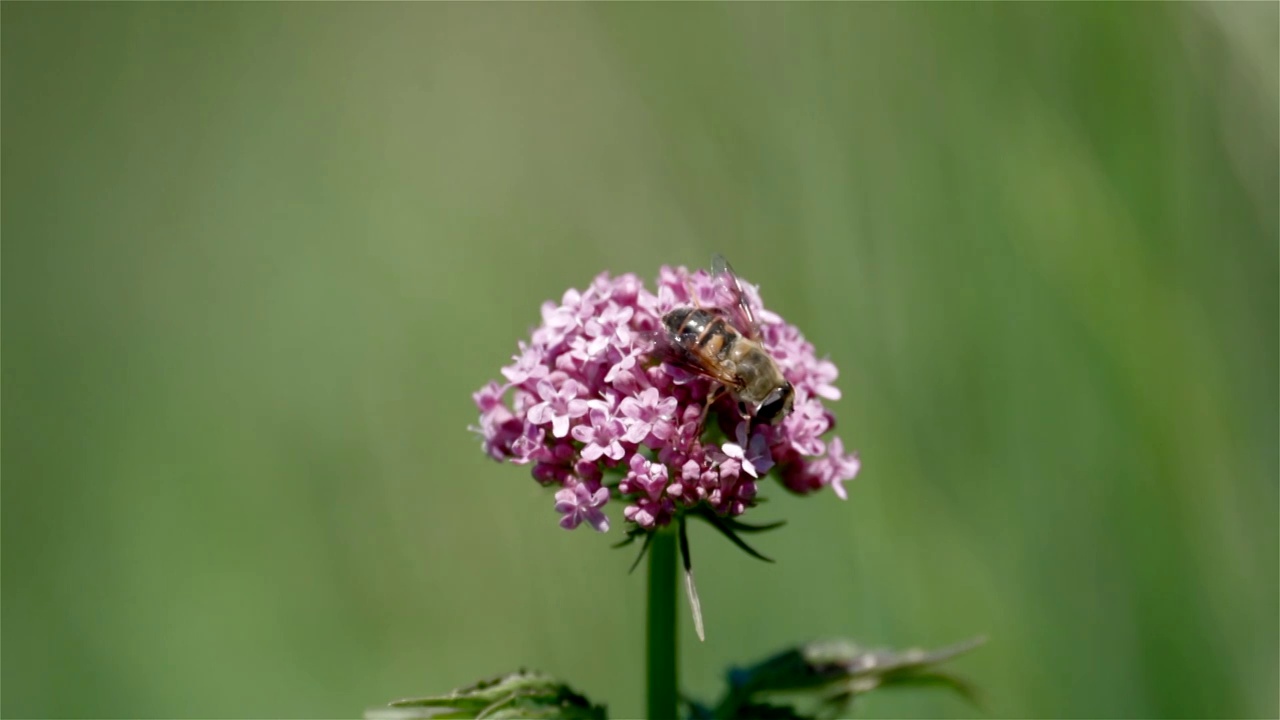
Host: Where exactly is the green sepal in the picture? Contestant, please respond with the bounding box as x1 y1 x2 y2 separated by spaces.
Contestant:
627 530 655 574
691 506 777 563
612 526 654 574
368 670 606 720
721 517 787 534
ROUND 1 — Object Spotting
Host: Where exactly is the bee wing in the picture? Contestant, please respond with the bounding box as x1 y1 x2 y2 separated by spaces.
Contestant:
640 329 746 390
710 253 760 340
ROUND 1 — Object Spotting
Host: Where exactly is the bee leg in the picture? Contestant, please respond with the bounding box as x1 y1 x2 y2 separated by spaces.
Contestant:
684 277 702 309
698 384 726 428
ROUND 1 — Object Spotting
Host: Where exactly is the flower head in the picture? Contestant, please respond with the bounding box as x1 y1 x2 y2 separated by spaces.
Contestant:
473 260 859 533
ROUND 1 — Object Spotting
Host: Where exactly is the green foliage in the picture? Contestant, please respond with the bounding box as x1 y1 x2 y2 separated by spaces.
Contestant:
711 637 985 719
370 638 981 720
368 671 606 720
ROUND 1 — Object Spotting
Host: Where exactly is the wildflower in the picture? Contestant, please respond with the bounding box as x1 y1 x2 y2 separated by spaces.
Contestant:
571 403 629 462
618 387 679 447
473 260 860 534
526 378 590 438
721 421 775 479
819 437 862 501
620 455 673 529
501 342 550 385
555 484 611 532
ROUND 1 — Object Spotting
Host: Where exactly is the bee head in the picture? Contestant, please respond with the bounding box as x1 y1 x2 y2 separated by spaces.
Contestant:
755 382 795 425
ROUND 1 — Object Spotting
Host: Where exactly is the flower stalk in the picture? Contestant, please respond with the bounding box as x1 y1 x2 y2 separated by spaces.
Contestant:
646 528 678 720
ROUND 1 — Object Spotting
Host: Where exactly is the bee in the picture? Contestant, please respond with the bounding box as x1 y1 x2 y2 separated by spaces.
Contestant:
653 254 795 425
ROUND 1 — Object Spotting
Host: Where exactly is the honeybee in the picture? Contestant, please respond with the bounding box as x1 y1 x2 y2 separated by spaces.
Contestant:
653 254 795 425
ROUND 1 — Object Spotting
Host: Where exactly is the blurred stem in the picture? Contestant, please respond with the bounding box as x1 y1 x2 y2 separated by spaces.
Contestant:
647 528 678 720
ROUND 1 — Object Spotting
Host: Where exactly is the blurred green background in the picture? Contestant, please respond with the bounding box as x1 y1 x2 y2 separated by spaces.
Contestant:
3 4 1277 718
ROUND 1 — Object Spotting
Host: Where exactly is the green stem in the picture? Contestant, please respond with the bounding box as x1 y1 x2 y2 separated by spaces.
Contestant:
646 528 678 720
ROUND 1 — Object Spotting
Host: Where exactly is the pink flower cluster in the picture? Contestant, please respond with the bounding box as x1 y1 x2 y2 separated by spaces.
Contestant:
472 264 860 533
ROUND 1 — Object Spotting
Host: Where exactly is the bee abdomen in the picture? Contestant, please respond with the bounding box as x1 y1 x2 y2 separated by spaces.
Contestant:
663 307 740 362
694 315 738 361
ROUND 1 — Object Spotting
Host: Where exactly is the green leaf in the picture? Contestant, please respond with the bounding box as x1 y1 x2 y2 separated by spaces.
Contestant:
612 526 656 575
627 530 654 575
715 636 986 720
728 702 812 720
721 517 787 534
368 670 606 720
692 506 776 563
679 514 706 642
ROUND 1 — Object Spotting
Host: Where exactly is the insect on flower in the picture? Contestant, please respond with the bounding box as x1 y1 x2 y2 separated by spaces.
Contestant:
472 255 860 534
651 254 795 426
473 255 861 640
